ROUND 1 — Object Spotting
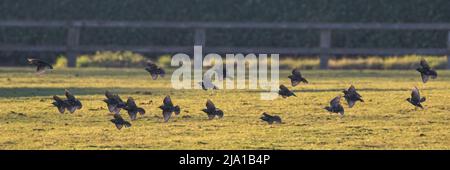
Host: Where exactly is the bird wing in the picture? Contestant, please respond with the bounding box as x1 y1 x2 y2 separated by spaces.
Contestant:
420 59 430 69
291 79 300 87
411 87 421 103
292 68 302 77
64 89 76 101
347 99 356 108
421 73 429 83
128 111 137 120
279 84 289 92
206 99 216 110
163 110 172 122
126 97 137 108
348 85 357 93
330 96 341 108
163 96 173 107
216 109 224 118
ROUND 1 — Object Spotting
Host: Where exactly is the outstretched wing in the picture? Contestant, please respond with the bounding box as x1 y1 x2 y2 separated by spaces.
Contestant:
421 73 429 83
411 87 421 103
330 96 341 108
163 111 172 122
64 89 76 101
126 97 137 108
279 84 289 92
206 99 216 110
420 59 430 69
292 68 302 77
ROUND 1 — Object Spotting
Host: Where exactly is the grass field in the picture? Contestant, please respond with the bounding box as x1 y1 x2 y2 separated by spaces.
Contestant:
0 67 449 150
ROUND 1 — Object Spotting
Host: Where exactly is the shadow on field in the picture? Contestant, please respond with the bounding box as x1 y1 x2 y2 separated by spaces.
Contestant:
0 87 172 97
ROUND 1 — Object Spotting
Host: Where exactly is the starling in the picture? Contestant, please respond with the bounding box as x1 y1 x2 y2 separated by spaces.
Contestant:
417 59 437 83
110 114 131 130
278 84 296 98
103 91 126 114
145 60 165 80
64 89 82 113
406 87 426 109
324 96 345 117
52 95 69 114
202 99 224 119
199 81 219 91
123 97 146 121
27 58 53 74
343 85 364 108
288 68 308 86
260 112 282 124
159 96 181 122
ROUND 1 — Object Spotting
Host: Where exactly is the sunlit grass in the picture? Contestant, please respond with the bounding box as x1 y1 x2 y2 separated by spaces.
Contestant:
0 67 449 149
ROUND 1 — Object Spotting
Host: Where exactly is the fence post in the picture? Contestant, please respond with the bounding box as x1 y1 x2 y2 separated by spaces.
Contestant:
194 28 206 46
66 23 80 67
319 29 331 69
447 31 450 69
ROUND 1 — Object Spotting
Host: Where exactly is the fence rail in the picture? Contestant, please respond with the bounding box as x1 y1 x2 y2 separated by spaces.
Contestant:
0 20 449 69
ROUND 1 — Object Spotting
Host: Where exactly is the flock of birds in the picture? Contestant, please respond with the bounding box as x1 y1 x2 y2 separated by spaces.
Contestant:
26 57 438 130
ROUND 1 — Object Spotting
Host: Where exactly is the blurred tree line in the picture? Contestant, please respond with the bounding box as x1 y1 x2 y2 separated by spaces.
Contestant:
0 0 449 65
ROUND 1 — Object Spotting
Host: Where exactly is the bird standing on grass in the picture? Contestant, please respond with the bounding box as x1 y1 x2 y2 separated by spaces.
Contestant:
159 96 181 122
288 68 308 87
324 96 345 117
278 84 296 98
343 85 364 108
417 59 437 83
202 99 224 119
103 91 126 114
145 60 165 80
123 97 146 120
110 114 132 130
406 87 426 109
27 58 53 74
260 112 282 124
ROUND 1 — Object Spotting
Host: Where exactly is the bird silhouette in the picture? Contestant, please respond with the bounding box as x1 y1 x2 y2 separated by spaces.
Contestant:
202 99 224 119
103 91 126 114
260 112 282 124
123 97 146 120
324 96 345 117
407 87 426 109
417 59 437 83
27 58 53 74
343 85 364 108
145 60 165 80
288 68 308 86
278 84 296 98
110 114 131 130
159 96 181 122
64 89 82 113
52 95 69 114
199 75 218 90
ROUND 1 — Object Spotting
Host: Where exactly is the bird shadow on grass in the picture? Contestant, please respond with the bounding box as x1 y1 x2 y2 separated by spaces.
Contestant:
0 87 172 98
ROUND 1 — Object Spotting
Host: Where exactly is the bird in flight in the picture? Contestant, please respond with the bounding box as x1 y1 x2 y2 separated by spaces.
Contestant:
64 89 83 113
199 76 219 90
27 58 53 74
145 60 165 80
52 95 70 114
406 87 426 109
343 85 364 108
260 112 282 124
278 84 296 98
123 97 146 120
110 114 131 130
324 96 345 117
202 99 224 120
416 59 437 83
103 91 126 114
288 68 308 86
159 96 181 122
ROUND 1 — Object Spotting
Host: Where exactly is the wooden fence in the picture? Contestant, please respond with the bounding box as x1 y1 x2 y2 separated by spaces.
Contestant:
0 20 449 69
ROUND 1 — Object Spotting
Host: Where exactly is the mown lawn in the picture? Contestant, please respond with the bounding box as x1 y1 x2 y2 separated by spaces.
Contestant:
0 67 449 149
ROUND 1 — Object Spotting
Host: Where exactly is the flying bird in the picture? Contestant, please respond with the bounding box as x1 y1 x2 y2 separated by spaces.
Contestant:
343 85 364 108
27 58 53 74
110 114 132 130
416 59 437 83
406 87 426 109
103 91 126 114
123 97 146 120
260 112 282 124
52 95 69 114
202 99 224 119
64 89 82 113
145 60 165 80
199 75 219 90
278 84 296 98
288 68 308 86
159 96 181 122
324 96 345 117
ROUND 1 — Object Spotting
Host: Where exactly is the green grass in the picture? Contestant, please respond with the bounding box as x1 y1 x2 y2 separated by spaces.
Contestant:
0 67 449 150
